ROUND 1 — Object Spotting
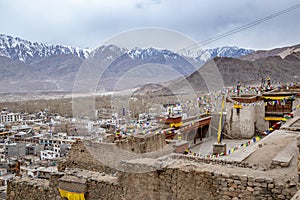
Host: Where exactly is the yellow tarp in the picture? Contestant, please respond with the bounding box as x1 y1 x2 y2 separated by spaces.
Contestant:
59 189 85 200
264 117 287 121
263 96 291 100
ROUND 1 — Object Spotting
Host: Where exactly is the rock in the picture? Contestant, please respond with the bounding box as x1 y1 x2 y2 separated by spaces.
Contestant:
247 187 254 192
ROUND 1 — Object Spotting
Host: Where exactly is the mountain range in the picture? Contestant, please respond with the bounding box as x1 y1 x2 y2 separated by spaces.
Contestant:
0 34 90 63
0 33 299 94
165 49 300 95
0 34 256 93
0 34 254 64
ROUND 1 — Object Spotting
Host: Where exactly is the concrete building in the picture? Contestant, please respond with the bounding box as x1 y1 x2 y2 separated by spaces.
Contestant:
37 166 57 179
40 150 59 160
0 168 7 176
4 143 26 157
0 173 15 186
11 125 31 133
0 110 24 124
20 165 57 179
25 144 44 156
20 165 40 178
0 159 20 174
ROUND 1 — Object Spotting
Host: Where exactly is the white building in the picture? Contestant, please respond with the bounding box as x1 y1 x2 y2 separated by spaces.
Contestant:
40 150 59 160
20 165 57 179
20 165 40 178
0 111 24 124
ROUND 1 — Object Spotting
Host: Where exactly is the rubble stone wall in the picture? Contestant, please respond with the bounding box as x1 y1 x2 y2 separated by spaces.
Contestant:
6 177 61 200
85 178 123 199
58 139 106 172
59 138 173 173
6 172 122 200
7 162 298 200
115 133 166 153
119 167 298 200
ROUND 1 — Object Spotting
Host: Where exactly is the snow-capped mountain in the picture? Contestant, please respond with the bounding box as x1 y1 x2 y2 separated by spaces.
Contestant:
103 46 196 75
0 33 256 92
89 44 127 61
0 34 255 64
0 34 90 63
179 46 255 62
128 47 179 60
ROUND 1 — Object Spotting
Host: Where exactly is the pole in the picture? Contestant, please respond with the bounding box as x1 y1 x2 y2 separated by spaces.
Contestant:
217 95 225 144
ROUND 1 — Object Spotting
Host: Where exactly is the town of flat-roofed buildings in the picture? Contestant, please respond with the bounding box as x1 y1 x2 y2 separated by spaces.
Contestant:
2 83 300 199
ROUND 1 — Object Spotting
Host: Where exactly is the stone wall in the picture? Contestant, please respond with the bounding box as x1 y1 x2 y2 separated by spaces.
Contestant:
6 169 122 200
11 136 298 200
115 133 166 153
58 138 173 173
85 176 123 199
6 177 61 200
7 157 299 200
118 163 298 200
58 139 106 173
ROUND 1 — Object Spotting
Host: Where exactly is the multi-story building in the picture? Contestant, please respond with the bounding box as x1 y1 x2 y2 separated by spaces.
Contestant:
40 150 59 160
4 143 26 157
0 109 24 124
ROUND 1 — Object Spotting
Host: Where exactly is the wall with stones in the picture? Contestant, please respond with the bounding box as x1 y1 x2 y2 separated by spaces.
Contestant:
58 139 106 173
7 158 298 200
118 163 298 200
115 133 166 153
6 170 122 200
6 177 61 200
58 138 173 173
85 177 123 199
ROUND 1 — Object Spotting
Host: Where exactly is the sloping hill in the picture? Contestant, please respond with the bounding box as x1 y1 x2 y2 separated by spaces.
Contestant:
166 51 300 93
240 44 300 61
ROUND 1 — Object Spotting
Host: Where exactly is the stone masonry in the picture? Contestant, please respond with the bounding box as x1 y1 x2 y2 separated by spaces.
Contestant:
7 155 298 200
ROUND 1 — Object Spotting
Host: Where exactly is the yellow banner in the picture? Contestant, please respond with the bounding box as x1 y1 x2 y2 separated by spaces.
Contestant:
264 117 287 121
263 96 291 100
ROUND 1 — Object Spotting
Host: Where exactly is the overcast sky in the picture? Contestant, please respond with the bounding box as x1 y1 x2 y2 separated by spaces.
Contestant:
1 0 300 50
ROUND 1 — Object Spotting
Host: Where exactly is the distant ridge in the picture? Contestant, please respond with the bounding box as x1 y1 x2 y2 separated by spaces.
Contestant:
0 34 257 93
240 44 300 61
166 51 300 94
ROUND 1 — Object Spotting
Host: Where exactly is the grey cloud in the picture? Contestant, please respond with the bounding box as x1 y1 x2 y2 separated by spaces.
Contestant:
0 0 299 50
